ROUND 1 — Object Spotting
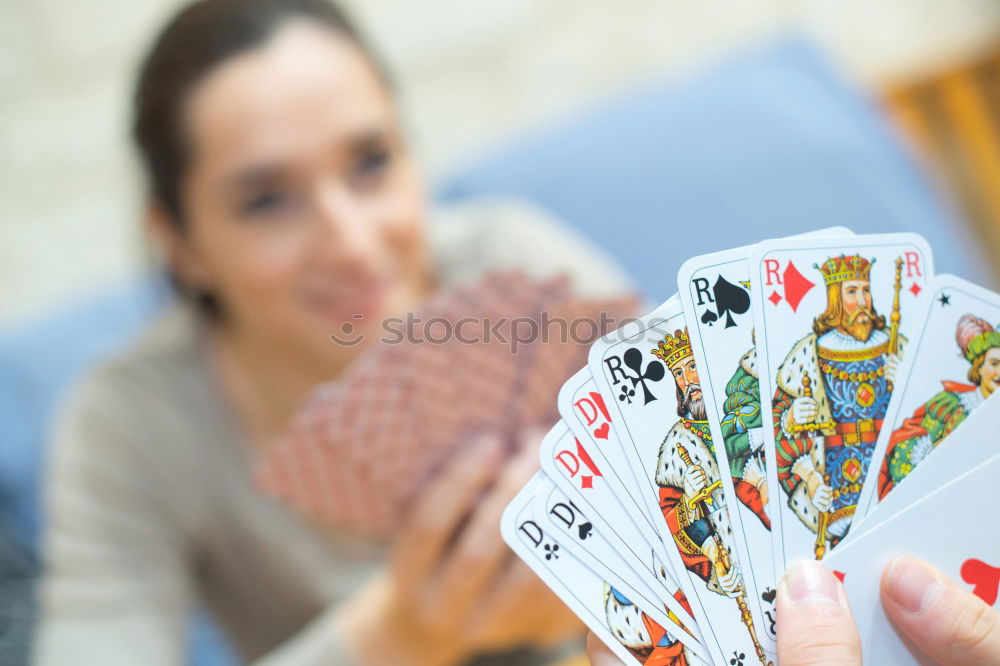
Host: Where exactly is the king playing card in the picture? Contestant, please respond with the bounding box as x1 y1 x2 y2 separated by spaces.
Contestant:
589 297 775 666
748 232 934 574
675 228 854 646
677 245 778 648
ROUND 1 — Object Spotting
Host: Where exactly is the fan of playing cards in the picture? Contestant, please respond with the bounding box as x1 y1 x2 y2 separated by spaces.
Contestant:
255 271 635 535
501 229 1000 665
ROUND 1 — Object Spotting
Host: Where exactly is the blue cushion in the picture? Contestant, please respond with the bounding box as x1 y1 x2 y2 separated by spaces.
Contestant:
0 277 170 549
437 34 990 302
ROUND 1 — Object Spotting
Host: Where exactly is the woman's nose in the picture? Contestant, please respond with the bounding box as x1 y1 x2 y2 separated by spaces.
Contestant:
312 185 380 268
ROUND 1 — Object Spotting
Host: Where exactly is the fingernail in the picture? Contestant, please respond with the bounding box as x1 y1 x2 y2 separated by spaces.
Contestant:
782 560 840 605
886 556 941 615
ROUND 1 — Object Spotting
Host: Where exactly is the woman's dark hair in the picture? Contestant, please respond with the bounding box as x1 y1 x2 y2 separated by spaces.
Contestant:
133 0 389 315
134 0 386 220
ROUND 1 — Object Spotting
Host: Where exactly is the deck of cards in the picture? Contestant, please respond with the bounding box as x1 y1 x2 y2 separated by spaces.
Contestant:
502 229 1000 665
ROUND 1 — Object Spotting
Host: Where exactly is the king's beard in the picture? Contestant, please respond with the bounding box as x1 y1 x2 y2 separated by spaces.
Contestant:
838 307 878 342
680 383 708 421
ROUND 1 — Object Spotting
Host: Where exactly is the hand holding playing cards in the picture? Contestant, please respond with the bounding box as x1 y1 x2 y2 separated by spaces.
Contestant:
343 433 580 666
779 557 1000 666
588 556 1000 665
879 556 1000 666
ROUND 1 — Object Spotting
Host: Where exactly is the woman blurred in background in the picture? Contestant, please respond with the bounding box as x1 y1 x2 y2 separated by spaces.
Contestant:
35 0 633 664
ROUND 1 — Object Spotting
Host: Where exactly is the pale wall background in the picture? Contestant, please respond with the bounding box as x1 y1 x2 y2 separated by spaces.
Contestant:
2 0 999 325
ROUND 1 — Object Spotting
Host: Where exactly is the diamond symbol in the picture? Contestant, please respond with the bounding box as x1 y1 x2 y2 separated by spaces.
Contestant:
768 290 782 306
909 282 922 297
782 261 816 313
581 475 593 489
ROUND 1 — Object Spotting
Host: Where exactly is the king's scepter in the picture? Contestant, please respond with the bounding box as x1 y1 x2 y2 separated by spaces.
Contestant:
889 256 903 357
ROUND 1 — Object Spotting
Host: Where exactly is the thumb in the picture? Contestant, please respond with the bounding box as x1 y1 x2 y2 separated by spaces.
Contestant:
586 631 625 665
881 555 1000 665
777 560 862 665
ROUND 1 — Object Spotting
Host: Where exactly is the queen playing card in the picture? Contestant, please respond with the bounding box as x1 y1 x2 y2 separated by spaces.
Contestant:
502 473 707 665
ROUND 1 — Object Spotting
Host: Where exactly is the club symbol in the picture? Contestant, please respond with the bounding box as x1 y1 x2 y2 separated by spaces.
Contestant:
938 292 951 306
764 609 777 638
577 522 593 540
618 384 636 404
544 543 560 561
622 347 665 405
730 650 746 666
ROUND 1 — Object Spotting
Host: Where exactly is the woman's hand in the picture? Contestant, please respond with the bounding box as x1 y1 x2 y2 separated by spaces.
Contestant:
587 556 1000 666
343 432 581 666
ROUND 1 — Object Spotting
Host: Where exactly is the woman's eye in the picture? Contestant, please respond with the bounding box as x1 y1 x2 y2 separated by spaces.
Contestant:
241 190 288 216
351 148 391 185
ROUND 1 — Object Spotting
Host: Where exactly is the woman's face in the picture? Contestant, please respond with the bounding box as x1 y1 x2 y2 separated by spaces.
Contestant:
172 20 428 363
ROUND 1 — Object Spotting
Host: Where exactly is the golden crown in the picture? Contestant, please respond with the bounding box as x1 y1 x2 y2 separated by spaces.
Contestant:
815 254 874 286
652 328 692 367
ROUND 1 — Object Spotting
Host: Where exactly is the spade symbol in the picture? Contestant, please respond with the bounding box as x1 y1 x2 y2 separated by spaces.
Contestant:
713 276 750 328
761 587 776 604
700 309 719 326
577 522 593 540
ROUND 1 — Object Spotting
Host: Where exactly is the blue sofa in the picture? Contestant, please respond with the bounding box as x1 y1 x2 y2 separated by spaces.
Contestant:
0 35 987 665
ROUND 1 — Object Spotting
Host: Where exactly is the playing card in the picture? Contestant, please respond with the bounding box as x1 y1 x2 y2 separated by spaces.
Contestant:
502 473 709 665
554 367 668 558
590 296 776 666
529 469 705 654
853 274 1000 522
675 227 855 647
537 420 698 633
749 233 934 573
824 448 1000 665
256 271 632 535
847 386 1000 540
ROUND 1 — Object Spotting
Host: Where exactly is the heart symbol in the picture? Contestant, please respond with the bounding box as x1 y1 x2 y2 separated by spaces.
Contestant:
961 558 1000 605
593 423 610 439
